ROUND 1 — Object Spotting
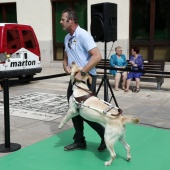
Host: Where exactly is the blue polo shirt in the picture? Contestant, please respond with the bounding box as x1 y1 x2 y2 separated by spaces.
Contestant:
64 26 96 75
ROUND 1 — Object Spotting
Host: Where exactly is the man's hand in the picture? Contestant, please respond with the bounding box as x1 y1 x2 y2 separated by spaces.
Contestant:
64 65 71 74
75 71 83 81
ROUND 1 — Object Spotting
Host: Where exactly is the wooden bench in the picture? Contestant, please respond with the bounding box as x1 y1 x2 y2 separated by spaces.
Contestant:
96 59 170 90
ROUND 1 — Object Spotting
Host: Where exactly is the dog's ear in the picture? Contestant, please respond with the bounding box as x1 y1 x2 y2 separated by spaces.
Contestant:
71 62 80 75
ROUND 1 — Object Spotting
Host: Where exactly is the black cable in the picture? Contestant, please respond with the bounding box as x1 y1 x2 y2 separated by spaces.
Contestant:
6 73 68 84
31 73 67 81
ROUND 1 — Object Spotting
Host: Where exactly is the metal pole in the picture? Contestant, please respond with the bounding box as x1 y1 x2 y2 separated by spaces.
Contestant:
104 42 108 102
0 78 21 152
3 78 11 147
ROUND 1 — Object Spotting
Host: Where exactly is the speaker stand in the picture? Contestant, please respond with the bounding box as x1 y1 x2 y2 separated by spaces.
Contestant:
96 42 122 112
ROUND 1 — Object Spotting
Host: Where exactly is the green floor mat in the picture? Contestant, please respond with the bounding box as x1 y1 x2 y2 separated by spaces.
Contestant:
0 124 170 170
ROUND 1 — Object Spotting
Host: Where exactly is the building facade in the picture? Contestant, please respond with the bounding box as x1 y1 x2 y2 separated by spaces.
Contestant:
0 0 170 68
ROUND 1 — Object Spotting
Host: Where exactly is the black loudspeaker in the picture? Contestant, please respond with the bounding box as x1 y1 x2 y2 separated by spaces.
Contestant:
91 3 117 42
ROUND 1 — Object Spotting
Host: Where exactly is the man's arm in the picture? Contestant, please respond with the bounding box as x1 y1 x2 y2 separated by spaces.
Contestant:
63 51 71 74
75 47 102 80
82 47 102 73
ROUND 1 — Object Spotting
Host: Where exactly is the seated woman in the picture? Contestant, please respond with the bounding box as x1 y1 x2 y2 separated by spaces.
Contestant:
124 47 144 93
110 46 127 91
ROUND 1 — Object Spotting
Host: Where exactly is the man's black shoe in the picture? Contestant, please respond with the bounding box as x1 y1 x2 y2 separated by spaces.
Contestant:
64 142 87 151
98 140 106 151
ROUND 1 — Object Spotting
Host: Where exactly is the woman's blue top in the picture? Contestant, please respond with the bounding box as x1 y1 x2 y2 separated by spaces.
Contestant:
129 54 143 70
109 54 127 75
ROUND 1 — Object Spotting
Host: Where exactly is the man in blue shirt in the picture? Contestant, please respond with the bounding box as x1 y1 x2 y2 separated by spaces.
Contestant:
60 8 106 151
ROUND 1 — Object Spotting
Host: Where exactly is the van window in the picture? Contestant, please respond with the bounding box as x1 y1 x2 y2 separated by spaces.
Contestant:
22 30 36 49
7 30 21 49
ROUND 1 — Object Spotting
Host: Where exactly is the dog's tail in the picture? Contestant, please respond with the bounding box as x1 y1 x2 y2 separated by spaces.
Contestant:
122 117 139 125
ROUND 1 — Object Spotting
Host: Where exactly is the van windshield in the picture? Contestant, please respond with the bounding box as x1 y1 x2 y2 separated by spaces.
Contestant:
22 30 36 49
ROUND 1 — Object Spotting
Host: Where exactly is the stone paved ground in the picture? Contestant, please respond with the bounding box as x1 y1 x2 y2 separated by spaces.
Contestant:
0 67 170 157
0 92 68 121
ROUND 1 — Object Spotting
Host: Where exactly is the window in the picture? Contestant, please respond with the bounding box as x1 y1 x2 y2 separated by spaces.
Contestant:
51 0 87 61
22 30 36 49
154 0 170 40
130 0 170 61
131 0 150 40
0 3 17 23
7 30 21 49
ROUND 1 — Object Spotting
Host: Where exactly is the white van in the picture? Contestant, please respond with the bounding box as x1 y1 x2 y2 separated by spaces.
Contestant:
0 23 42 82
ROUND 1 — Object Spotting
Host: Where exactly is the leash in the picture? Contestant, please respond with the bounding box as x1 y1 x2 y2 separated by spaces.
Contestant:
74 83 96 96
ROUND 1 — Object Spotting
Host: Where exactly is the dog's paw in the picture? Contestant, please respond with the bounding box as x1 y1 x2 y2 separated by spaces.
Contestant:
127 153 131 161
126 156 131 161
104 160 112 166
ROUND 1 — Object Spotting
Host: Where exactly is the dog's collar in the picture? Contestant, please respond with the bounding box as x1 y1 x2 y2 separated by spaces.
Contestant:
73 80 86 85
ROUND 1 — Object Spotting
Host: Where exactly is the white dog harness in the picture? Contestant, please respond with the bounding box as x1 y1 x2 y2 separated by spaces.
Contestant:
73 91 121 116
73 83 122 116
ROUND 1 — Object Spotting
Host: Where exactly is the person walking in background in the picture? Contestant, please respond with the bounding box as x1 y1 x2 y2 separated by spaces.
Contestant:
60 8 106 151
110 46 127 91
124 47 144 93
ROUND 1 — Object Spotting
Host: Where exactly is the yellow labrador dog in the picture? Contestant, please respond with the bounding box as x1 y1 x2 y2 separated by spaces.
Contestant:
58 62 139 166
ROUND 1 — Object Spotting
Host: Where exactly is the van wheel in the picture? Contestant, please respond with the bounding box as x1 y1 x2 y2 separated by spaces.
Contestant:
19 75 34 83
